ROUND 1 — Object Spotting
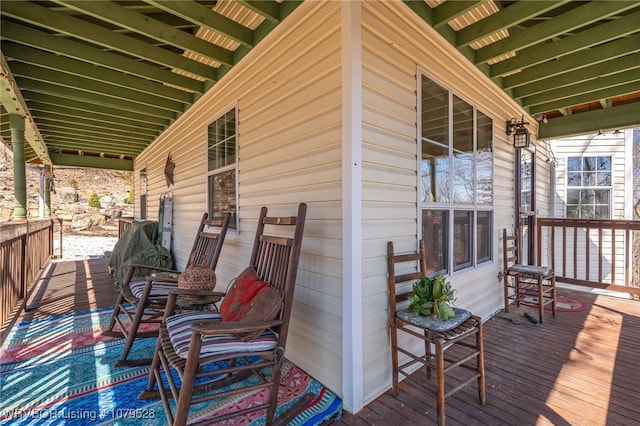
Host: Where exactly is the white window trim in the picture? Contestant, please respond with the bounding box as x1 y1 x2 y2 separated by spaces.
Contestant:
417 69 495 276
564 154 613 219
206 105 239 232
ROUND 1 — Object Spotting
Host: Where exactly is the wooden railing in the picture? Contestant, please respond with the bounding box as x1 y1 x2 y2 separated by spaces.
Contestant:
536 218 640 296
0 219 54 343
118 217 134 238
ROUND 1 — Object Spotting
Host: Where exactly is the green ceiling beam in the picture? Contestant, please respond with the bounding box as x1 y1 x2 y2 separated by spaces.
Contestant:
38 128 148 149
0 1 217 81
214 1 303 86
11 63 186 113
538 103 640 139
514 53 640 99
0 52 51 166
34 116 156 139
402 0 480 68
40 137 144 156
144 0 254 48
2 43 193 104
502 35 640 91
37 124 151 146
32 112 160 138
16 78 177 121
432 1 485 29
529 81 640 115
53 0 234 66
456 1 570 47
50 152 133 171
40 136 144 155
492 10 640 79
523 69 640 108
22 91 171 127
475 1 637 65
28 102 165 133
238 1 280 23
0 21 204 94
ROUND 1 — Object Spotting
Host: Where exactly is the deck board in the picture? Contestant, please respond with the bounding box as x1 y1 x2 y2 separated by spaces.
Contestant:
14 258 640 426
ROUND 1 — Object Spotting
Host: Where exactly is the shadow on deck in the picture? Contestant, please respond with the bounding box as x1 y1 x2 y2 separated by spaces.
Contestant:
13 258 640 426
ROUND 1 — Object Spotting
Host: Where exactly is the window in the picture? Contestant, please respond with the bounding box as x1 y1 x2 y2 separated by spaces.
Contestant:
207 107 238 230
420 73 493 275
566 156 611 219
139 168 147 220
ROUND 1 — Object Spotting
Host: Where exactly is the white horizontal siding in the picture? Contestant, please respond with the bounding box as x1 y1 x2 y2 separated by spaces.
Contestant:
359 1 544 405
135 0 344 395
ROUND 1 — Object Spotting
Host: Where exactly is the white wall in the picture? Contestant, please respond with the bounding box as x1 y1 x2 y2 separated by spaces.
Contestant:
134 0 345 395
358 1 549 405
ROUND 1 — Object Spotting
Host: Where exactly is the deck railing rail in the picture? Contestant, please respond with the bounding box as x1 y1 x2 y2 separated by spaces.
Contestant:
536 217 640 296
118 217 134 238
0 219 54 343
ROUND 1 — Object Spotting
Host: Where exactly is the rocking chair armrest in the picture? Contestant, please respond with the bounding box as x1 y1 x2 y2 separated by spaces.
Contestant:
167 288 226 298
190 319 283 336
126 263 181 277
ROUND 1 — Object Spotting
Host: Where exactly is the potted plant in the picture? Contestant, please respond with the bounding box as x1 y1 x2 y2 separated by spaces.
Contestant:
407 274 456 320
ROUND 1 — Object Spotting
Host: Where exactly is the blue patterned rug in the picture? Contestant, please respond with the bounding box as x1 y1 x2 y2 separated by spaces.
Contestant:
0 308 341 425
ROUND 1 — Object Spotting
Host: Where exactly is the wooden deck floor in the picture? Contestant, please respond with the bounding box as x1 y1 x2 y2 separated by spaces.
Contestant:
15 258 640 426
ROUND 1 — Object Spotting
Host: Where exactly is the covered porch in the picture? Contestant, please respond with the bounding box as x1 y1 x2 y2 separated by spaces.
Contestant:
6 255 639 425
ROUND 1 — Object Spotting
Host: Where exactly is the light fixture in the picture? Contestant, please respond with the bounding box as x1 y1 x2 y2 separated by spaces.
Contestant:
506 116 530 149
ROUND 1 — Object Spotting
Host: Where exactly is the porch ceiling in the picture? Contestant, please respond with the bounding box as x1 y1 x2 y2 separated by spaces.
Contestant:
1 1 639 170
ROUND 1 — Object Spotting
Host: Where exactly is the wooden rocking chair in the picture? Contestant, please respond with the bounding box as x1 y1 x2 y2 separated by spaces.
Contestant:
104 212 230 367
140 203 308 426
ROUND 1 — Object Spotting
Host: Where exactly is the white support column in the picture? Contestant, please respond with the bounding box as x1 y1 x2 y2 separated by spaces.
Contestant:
341 0 363 414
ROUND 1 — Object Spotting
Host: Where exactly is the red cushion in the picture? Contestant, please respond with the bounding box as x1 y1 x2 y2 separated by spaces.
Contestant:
220 273 268 321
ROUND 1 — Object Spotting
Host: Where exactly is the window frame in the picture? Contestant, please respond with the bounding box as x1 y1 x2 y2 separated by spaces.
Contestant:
206 105 239 231
565 155 612 219
418 70 494 276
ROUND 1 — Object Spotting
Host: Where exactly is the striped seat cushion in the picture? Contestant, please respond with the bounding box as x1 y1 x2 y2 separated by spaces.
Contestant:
129 280 178 300
166 312 278 359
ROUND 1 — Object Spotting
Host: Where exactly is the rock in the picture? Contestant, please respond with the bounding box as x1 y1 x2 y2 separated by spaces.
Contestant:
57 186 79 203
71 213 105 230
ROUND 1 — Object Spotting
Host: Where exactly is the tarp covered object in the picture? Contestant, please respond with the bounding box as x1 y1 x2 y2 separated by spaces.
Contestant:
109 220 173 291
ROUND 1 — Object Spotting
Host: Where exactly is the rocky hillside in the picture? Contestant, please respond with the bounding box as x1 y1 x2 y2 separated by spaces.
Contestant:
0 151 133 236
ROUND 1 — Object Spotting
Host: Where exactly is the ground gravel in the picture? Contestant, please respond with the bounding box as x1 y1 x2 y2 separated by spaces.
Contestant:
53 234 118 261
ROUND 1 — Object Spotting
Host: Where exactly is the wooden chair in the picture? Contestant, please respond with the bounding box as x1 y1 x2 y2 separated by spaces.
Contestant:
387 240 485 426
140 203 308 426
104 212 230 366
503 228 556 323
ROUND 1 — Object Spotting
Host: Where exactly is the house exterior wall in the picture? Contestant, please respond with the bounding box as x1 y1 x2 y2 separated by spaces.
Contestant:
358 1 551 405
132 0 552 413
134 0 345 394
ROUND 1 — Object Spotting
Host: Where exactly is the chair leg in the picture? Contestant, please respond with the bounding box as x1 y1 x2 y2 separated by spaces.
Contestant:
435 339 445 426
425 331 432 380
551 276 557 316
106 291 125 332
537 277 544 323
476 322 486 406
266 356 283 424
138 335 164 400
390 324 399 396
115 282 156 366
173 333 203 426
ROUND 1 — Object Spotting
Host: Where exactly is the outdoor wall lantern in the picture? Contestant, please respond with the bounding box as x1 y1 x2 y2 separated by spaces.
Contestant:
506 116 530 149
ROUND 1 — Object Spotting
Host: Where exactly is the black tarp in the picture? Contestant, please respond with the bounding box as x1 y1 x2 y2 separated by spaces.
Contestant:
109 220 173 291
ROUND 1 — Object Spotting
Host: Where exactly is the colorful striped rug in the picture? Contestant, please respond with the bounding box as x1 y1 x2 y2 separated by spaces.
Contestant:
0 308 341 425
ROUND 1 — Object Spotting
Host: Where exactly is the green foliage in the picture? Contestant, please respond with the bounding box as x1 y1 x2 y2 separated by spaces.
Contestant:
125 188 134 204
407 274 456 320
88 192 101 208
69 178 79 190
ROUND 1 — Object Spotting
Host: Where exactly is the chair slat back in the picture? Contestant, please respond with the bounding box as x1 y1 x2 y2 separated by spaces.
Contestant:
502 228 520 270
387 241 427 316
187 213 231 270
249 204 307 336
